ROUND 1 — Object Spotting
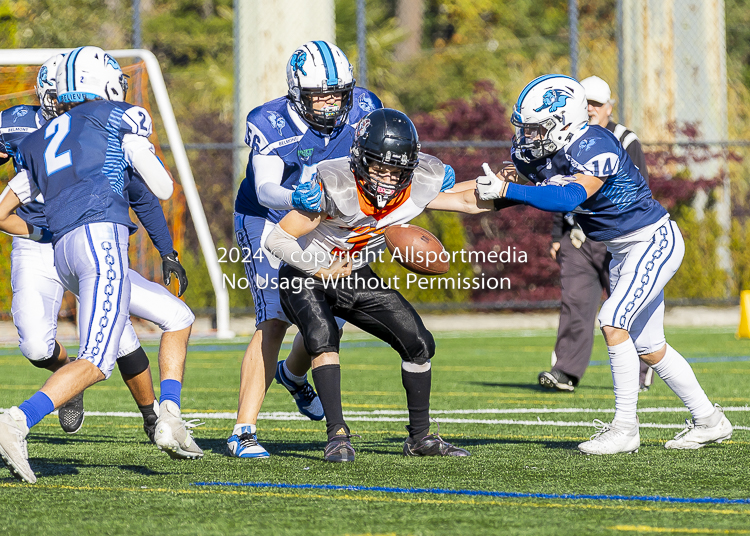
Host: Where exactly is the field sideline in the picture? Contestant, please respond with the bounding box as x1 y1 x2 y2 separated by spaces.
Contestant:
1 327 749 535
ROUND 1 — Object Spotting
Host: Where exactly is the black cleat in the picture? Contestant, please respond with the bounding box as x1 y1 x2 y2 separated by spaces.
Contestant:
324 429 356 463
403 433 470 457
58 392 84 434
538 370 575 392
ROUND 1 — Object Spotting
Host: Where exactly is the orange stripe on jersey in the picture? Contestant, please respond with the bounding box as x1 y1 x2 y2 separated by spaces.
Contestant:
357 183 412 221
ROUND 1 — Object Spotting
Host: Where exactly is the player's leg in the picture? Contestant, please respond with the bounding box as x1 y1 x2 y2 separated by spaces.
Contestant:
330 266 469 457
227 215 322 458
542 236 608 391
116 319 158 442
9 237 85 432
277 264 354 462
0 224 131 483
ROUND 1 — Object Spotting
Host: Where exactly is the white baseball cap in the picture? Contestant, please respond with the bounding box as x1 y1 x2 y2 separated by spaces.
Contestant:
580 75 614 105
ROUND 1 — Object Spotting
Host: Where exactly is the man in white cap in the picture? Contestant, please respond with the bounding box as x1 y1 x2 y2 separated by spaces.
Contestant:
539 75 654 393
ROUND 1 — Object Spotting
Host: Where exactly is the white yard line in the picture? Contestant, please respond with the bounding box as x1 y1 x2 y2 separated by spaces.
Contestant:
7 406 745 431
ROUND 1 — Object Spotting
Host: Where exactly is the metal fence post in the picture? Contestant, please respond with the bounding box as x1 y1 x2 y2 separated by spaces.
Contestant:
357 0 367 89
569 0 578 79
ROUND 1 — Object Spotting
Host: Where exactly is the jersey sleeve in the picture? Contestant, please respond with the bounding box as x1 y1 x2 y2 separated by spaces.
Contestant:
569 135 621 180
8 169 41 205
244 105 292 157
120 105 153 138
125 171 175 257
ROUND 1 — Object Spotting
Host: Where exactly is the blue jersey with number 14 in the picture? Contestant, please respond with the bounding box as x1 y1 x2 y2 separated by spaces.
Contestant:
512 125 666 241
15 100 153 242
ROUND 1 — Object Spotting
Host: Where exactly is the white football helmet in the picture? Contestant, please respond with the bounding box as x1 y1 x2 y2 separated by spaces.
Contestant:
35 54 65 120
286 41 355 133
511 74 588 162
56 46 127 104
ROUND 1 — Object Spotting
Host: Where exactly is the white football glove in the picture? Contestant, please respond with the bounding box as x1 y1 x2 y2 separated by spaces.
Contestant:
476 163 509 200
570 224 586 249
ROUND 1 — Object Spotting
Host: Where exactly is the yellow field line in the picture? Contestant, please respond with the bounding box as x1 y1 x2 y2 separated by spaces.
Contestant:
1 482 749 517
609 525 750 534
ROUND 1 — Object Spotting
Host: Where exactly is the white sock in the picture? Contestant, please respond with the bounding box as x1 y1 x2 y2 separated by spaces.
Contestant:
282 360 307 386
233 423 256 436
651 344 716 424
609 338 640 425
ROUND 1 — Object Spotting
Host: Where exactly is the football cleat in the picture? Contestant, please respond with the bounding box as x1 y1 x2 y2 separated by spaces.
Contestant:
275 360 324 421
538 370 575 392
578 419 640 455
154 401 203 460
143 400 159 444
665 406 733 450
227 425 270 458
58 392 84 434
324 437 356 463
403 433 470 457
0 407 36 483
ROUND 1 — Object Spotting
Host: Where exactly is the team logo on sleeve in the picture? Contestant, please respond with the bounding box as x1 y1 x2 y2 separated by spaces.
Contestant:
12 107 29 122
290 51 307 76
266 111 286 135
577 138 597 157
358 94 376 113
534 89 571 113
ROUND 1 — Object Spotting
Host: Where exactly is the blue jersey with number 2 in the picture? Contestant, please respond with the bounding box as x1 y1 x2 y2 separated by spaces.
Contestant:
15 100 154 242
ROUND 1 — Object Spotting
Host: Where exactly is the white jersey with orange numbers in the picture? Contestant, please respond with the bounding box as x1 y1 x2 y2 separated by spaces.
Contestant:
298 153 444 270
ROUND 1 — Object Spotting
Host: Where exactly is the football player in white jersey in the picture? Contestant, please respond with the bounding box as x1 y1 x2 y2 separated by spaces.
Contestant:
477 74 732 454
265 108 494 461
0 54 193 442
0 47 200 483
229 41 391 458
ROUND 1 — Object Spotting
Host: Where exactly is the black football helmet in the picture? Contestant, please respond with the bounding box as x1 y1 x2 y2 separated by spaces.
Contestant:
350 108 420 209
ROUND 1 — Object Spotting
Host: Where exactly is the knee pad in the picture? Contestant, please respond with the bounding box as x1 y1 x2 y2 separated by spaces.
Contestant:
24 340 59 368
402 330 435 365
117 346 150 376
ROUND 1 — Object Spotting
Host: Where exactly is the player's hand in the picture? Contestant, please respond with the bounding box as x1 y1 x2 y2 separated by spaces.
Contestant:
570 225 586 249
550 242 561 260
314 257 352 280
162 250 189 297
476 163 509 200
291 179 323 212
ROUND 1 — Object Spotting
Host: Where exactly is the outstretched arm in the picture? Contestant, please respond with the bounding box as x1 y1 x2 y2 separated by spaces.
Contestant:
427 188 494 214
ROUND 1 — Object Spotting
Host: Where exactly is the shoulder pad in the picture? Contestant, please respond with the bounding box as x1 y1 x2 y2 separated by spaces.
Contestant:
317 157 359 217
410 152 444 207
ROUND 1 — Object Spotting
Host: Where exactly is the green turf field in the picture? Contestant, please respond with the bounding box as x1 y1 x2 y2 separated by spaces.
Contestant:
1 327 749 535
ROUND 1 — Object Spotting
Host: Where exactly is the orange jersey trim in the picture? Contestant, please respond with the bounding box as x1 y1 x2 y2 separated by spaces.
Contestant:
357 183 412 221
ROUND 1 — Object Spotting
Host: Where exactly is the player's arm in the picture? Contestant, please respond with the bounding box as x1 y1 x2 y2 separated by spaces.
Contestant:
253 154 322 212
265 210 351 279
126 174 188 296
0 172 50 241
427 188 495 214
122 135 174 200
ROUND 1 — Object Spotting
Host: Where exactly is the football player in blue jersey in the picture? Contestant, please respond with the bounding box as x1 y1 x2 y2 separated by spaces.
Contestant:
228 41 390 458
0 54 194 442
477 74 732 455
0 47 201 483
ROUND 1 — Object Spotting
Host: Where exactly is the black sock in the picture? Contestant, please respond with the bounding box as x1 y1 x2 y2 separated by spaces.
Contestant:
311 364 349 440
138 402 157 420
402 366 431 441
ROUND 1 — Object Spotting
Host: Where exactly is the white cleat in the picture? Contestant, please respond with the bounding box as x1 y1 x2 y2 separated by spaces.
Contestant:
578 418 640 455
665 406 733 450
154 401 204 460
0 407 36 483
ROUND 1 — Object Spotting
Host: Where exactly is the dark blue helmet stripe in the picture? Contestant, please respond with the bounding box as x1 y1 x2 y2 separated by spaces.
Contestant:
516 74 578 110
66 47 84 93
314 41 338 86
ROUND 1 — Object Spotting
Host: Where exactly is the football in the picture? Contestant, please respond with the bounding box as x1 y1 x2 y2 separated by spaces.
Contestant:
384 224 450 275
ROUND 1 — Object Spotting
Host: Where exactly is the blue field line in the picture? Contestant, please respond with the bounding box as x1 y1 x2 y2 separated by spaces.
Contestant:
591 355 750 367
192 481 750 505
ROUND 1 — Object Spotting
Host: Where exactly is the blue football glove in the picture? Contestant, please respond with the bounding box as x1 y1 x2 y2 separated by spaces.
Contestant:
291 179 322 212
440 164 456 192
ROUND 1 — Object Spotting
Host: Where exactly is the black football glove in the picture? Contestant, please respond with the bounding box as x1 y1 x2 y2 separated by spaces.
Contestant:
162 250 188 297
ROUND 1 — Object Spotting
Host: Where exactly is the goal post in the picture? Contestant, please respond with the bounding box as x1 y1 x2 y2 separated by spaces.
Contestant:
0 48 234 339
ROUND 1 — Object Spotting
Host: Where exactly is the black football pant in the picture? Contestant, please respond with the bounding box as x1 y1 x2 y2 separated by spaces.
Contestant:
554 232 652 385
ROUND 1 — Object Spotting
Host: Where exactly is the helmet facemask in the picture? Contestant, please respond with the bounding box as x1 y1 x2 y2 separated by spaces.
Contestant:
511 112 562 162
351 143 418 209
293 82 354 134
